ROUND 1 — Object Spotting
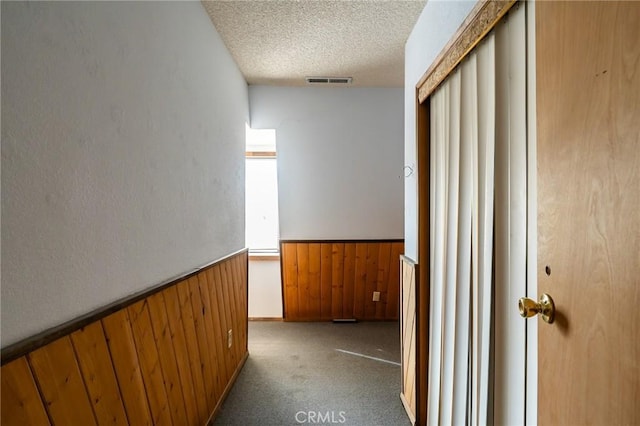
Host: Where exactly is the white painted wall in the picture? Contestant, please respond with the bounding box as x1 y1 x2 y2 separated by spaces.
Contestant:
1 2 248 346
248 259 283 318
249 86 404 240
404 0 476 260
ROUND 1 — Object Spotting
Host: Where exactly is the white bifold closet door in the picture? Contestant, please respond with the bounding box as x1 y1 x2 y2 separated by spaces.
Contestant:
427 4 527 425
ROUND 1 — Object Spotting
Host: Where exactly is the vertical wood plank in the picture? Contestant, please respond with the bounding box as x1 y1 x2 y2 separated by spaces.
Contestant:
102 310 153 426
28 337 97 425
174 281 210 423
308 243 322 319
197 271 224 399
282 243 299 320
353 243 369 319
186 276 217 409
223 262 242 368
342 243 356 319
243 253 249 347
219 263 238 368
240 252 250 351
331 243 345 319
1 357 50 425
212 265 234 384
233 256 248 362
215 264 238 386
70 322 128 425
127 300 172 425
320 243 333 320
375 243 393 319
296 244 311 319
386 243 404 319
162 285 203 426
204 267 229 386
364 243 380 319
233 254 249 350
146 293 189 425
231 255 248 356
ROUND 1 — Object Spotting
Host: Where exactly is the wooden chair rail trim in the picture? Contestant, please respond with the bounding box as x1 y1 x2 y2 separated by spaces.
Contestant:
1 248 249 365
416 0 516 103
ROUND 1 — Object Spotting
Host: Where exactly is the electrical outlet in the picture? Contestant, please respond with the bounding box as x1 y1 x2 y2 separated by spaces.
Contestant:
227 329 233 348
373 291 381 302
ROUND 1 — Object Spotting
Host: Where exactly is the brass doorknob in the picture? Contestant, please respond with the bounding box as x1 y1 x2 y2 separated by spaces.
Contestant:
518 293 555 324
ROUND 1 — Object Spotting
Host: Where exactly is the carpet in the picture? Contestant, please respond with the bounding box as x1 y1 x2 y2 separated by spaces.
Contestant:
212 321 412 426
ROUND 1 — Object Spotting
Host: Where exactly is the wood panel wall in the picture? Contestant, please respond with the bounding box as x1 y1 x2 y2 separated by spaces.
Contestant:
1 250 248 426
400 256 417 425
280 240 403 321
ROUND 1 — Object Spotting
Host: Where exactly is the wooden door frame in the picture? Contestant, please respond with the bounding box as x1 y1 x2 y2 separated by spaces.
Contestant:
415 95 430 425
525 1 538 423
414 1 517 424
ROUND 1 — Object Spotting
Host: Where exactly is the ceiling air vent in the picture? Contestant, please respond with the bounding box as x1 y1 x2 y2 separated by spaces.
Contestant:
305 77 353 85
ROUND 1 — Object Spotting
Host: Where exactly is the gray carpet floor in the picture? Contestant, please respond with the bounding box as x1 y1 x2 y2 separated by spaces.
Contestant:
212 321 412 426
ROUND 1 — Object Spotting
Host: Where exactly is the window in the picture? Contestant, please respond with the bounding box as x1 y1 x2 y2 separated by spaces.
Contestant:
245 125 279 252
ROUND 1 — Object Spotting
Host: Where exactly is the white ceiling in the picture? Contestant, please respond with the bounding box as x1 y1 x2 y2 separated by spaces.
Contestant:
201 0 427 87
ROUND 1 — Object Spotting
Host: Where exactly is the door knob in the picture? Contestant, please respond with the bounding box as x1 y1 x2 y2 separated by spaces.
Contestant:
518 293 555 324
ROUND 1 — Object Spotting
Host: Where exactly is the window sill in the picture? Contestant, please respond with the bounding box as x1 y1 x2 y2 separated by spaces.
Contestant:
248 252 280 261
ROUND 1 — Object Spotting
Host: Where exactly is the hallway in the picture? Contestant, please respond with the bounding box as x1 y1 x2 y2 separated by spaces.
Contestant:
213 321 410 426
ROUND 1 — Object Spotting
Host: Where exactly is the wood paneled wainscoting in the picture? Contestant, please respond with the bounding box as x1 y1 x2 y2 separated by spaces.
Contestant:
1 249 248 426
280 240 404 321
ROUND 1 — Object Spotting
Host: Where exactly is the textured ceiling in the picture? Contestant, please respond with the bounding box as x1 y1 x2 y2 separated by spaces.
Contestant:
202 0 427 87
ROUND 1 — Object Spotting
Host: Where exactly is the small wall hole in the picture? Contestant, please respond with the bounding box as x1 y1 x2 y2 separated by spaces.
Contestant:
545 265 551 276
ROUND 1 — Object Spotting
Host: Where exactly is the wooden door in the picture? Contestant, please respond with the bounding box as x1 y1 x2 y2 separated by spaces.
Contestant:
536 2 640 424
